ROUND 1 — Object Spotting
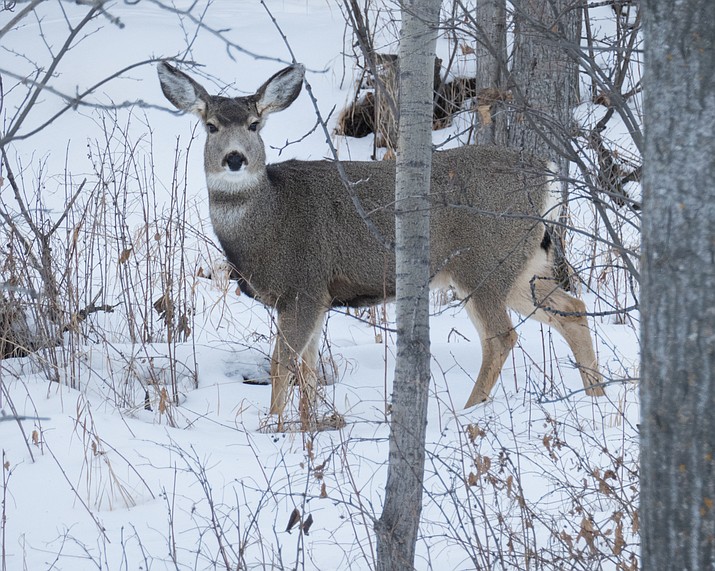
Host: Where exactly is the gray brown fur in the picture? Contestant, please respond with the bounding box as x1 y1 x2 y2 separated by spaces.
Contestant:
158 61 604 417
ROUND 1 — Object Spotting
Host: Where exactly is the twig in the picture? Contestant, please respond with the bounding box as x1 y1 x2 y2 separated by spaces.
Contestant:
0 58 180 146
0 411 49 422
1 5 101 144
44 438 110 542
0 0 44 41
136 0 292 65
537 377 639 404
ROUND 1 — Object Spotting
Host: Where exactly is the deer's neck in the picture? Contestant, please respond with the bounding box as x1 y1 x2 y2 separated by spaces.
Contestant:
207 169 275 242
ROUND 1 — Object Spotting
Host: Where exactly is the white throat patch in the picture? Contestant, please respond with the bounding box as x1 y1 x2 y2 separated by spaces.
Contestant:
207 170 262 193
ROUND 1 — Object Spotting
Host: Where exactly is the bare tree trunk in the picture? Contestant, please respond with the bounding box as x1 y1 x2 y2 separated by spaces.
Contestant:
641 0 715 568
474 0 508 146
508 0 581 157
374 1 441 569
508 0 582 290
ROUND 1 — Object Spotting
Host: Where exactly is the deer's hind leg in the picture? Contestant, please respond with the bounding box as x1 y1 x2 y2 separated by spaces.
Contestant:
459 287 519 408
270 301 327 417
507 274 604 396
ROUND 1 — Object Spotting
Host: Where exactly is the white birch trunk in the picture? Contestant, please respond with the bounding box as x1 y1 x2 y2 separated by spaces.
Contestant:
375 1 441 569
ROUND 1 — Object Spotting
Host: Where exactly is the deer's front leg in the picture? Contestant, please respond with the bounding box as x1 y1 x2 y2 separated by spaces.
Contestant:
269 302 326 418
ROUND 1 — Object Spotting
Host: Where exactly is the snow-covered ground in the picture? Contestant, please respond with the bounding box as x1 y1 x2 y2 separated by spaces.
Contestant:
0 2 640 569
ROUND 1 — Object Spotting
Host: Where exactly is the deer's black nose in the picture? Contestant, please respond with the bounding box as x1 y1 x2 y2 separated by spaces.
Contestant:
224 152 246 171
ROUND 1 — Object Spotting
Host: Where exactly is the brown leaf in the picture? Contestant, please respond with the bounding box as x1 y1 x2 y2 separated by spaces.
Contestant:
285 508 301 533
313 460 326 480
474 454 491 476
320 482 327 498
466 423 485 442
305 439 314 460
302 513 314 535
577 516 599 555
178 314 192 339
153 294 173 319
593 468 615 496
612 512 626 556
158 388 169 414
119 248 133 264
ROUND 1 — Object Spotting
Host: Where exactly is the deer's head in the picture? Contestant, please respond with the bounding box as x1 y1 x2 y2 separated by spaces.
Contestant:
158 61 305 189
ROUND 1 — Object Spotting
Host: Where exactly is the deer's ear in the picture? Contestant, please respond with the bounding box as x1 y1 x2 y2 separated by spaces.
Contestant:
254 64 305 116
157 61 211 117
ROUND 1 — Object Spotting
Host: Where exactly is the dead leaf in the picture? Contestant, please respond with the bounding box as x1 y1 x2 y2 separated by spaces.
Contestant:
285 508 301 533
302 513 314 535
118 248 133 264
153 294 173 319
313 460 326 480
158 388 169 414
474 454 491 476
612 512 625 555
577 516 599 554
466 423 485 442
178 314 191 339
305 439 314 460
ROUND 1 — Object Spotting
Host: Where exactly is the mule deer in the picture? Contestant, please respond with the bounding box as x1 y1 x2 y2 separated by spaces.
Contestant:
157 61 604 418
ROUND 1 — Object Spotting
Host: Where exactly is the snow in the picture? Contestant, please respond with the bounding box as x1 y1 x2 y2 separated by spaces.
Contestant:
0 2 640 569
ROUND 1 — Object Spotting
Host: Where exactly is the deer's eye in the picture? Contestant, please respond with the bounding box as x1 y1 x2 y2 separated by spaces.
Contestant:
248 121 260 132
206 122 218 134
